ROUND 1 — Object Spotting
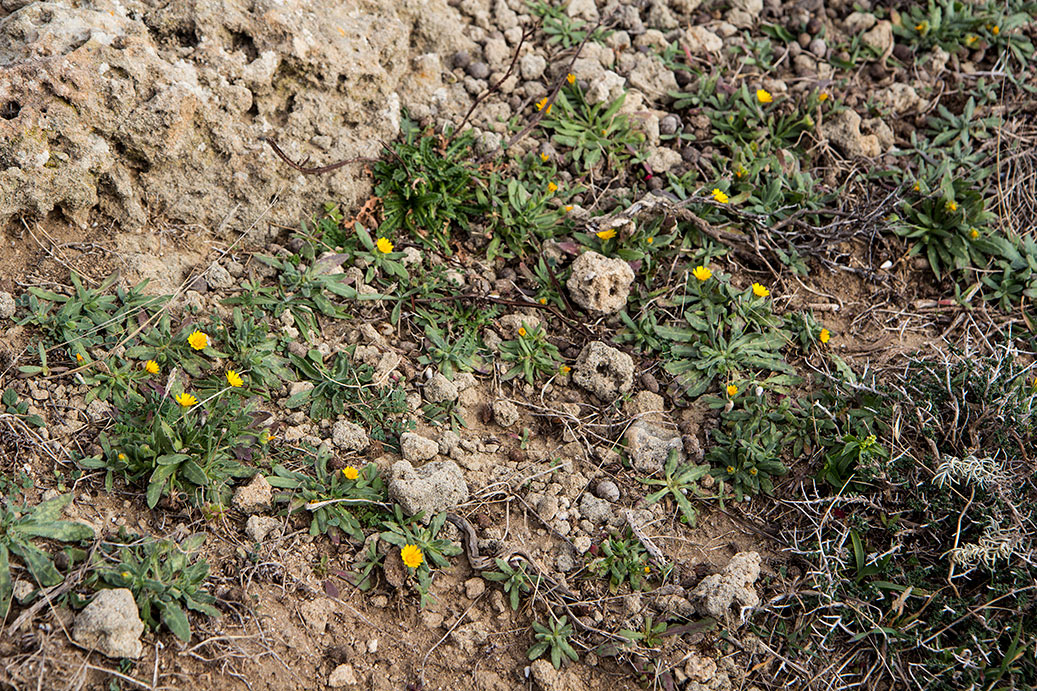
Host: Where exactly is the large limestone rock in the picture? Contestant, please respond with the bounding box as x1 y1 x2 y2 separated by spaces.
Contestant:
72 588 145 659
0 0 473 238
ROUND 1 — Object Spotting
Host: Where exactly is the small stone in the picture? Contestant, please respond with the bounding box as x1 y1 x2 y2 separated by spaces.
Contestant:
573 536 592 554
691 551 762 623
0 292 15 320
467 61 490 79
625 421 683 473
572 342 634 400
493 399 520 428
685 654 718 683
206 263 234 289
424 373 459 404
579 493 615 525
862 20 894 55
808 38 827 57
73 589 145 659
566 251 634 314
388 460 469 519
520 53 547 80
328 663 359 687
821 109 881 158
12 579 34 602
300 599 329 634
332 421 369 452
658 114 679 135
556 551 575 572
422 610 445 629
452 50 471 69
232 474 273 514
684 25 723 53
594 480 620 503
464 577 486 599
245 515 282 542
400 432 439 463
844 11 877 33
646 146 683 174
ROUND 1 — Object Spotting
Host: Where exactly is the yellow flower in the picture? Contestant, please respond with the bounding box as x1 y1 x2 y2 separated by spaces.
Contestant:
752 283 770 298
711 188 729 204
596 228 617 240
342 466 359 480
819 328 831 344
692 265 712 281
518 327 527 337
117 453 127 461
726 465 736 474
188 330 209 351
540 152 549 162
992 25 1000 35
567 73 575 84
376 237 394 253
121 571 131 579
226 369 244 388
970 228 979 239
945 200 958 212
401 544 424 569
646 237 654 244
913 182 921 192
176 392 198 408
756 89 773 104
76 353 84 363
819 92 829 102
536 97 551 114
560 365 571 374
144 360 159 374
726 384 738 397
547 181 558 193
538 297 547 305
260 431 276 445
749 468 758 476
965 34 978 46
915 22 926 31
564 205 573 212
644 565 650 573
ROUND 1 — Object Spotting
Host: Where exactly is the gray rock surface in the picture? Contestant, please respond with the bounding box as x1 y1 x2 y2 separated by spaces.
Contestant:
566 251 635 314
232 474 272 513
625 420 684 473
328 663 359 687
493 399 520 428
691 551 762 623
245 515 282 542
332 420 369 452
423 372 459 404
400 432 439 463
0 0 472 238
73 588 145 659
0 291 15 319
572 341 634 399
821 109 881 158
388 459 469 518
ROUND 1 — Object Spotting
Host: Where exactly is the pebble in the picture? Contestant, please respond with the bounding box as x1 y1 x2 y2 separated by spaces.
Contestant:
452 50 471 69
594 480 620 503
659 114 679 135
467 61 489 79
809 38 827 57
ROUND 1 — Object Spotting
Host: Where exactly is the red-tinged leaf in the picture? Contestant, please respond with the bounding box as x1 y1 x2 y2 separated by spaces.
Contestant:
556 241 581 255
324 580 340 599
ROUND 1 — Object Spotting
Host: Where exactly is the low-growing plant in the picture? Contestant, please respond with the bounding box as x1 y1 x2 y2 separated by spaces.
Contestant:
379 508 462 607
499 322 562 385
269 453 385 541
540 86 644 172
286 348 412 445
483 557 535 610
86 529 219 642
373 117 484 253
0 494 94 618
641 449 711 527
83 387 259 509
2 387 45 429
527 615 579 669
588 531 651 593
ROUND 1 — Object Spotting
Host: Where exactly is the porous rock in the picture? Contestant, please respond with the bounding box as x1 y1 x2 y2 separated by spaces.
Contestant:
424 372 459 404
328 663 359 687
493 399 520 428
72 588 145 659
566 251 634 314
388 460 469 518
0 291 15 319
332 420 369 452
684 26 723 54
691 551 762 623
821 109 881 158
572 342 634 400
625 420 684 473
400 432 439 463
232 474 272 513
0 0 472 239
245 515 282 542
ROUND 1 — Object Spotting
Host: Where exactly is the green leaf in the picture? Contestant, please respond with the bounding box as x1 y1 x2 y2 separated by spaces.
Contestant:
159 600 192 641
0 545 12 619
